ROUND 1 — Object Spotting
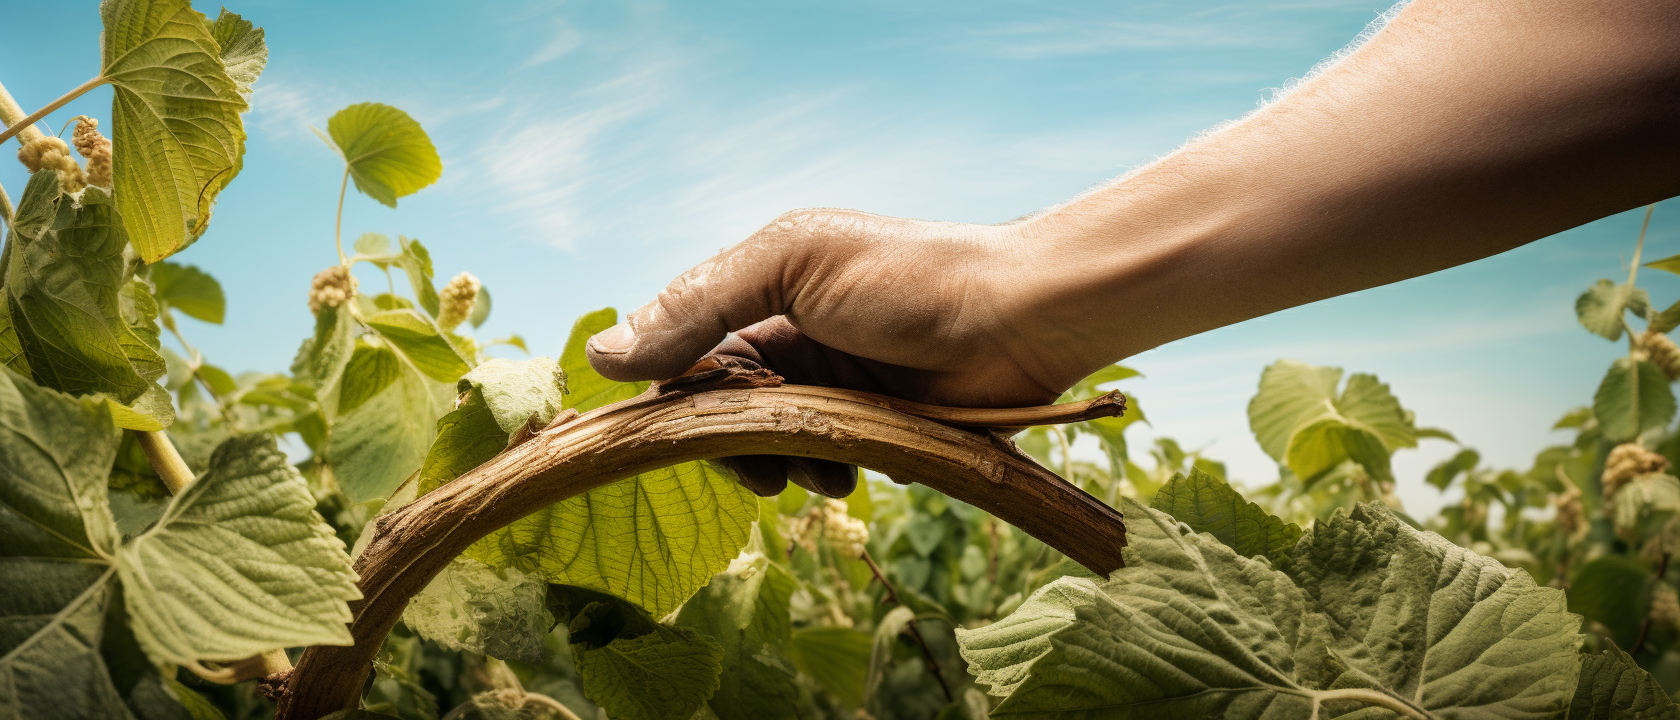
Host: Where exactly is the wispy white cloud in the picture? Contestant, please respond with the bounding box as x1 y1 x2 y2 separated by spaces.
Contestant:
525 19 583 67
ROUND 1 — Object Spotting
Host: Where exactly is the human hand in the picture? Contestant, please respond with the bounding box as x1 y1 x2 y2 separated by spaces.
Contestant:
585 209 1109 497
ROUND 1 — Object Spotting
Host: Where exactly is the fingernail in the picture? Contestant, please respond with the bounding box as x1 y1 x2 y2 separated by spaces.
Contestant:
589 323 635 353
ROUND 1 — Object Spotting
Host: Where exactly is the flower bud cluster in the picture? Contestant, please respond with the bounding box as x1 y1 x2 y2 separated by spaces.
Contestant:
308 266 358 314
438 271 480 331
17 136 85 193
1603 443 1670 499
1637 331 1680 382
71 116 112 188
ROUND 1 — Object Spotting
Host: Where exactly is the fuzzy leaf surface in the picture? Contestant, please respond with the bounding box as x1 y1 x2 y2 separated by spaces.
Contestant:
401 555 552 663
115 435 359 663
416 357 566 495
1151 466 1300 564
1569 644 1680 719
560 587 723 720
959 500 1585 718
1595 357 1677 443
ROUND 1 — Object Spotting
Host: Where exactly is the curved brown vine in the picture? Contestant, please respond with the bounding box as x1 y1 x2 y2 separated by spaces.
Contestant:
276 367 1127 719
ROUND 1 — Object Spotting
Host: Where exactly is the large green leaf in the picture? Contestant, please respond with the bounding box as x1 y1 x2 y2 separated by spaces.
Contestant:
1247 359 1416 484
401 555 552 664
1578 279 1651 341
116 434 359 664
676 554 800 720
563 308 648 411
463 310 750 615
5 182 166 404
149 262 224 324
959 500 1586 718
1569 644 1680 719
1611 473 1680 544
327 336 454 503
101 0 257 261
787 627 871 708
324 103 443 208
555 585 724 720
393 236 440 318
1151 467 1300 565
365 309 471 384
1595 357 1677 443
416 357 567 496
468 461 758 617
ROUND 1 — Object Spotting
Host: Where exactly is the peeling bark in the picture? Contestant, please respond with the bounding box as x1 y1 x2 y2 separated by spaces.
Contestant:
277 366 1126 719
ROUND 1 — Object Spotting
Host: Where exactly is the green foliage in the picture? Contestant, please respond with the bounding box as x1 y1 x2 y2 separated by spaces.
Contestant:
1573 645 1680 719
1579 279 1652 341
676 553 800 720
1596 357 1677 442
1151 466 1301 565
150 262 226 324
416 357 566 495
321 103 444 208
554 586 724 720
1247 359 1417 486
101 0 264 261
787 627 872 708
402 556 553 664
5 178 166 406
960 499 1583 718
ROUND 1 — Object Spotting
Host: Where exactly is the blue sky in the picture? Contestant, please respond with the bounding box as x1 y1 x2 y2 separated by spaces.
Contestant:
3 0 1673 516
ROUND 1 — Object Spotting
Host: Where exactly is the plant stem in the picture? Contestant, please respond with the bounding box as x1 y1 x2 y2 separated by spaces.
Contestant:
334 168 350 265
1633 551 1671 656
135 427 295 679
0 76 108 147
1629 204 1657 287
1054 425 1074 481
861 549 953 703
0 179 12 227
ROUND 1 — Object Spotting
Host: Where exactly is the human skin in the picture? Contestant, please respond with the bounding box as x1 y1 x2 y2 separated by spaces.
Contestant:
587 0 1680 411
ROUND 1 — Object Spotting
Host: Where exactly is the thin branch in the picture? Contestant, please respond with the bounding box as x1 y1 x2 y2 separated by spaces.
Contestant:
862 549 953 703
1629 204 1657 287
277 367 1128 718
0 76 109 147
1633 551 1671 656
334 168 350 265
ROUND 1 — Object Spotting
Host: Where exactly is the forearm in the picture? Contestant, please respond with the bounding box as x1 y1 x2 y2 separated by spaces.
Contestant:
1017 0 1680 373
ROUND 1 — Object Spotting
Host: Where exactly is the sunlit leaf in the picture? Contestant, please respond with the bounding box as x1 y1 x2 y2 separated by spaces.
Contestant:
365 309 471 383
328 339 454 503
562 308 647 411
206 9 267 100
395 236 439 317
102 0 257 260
469 285 492 328
401 555 552 663
1247 359 1417 484
416 357 566 496
324 103 443 208
150 261 225 324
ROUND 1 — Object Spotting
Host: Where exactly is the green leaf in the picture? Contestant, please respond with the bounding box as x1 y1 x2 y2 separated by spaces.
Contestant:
1556 406 1598 430
1570 556 1656 661
1248 360 1418 485
6 184 166 403
352 232 396 266
563 589 724 720
1651 300 1680 336
401 555 552 663
470 461 759 617
1611 473 1680 544
416 357 567 496
365 309 471 383
206 9 267 100
1151 466 1301 565
1426 448 1481 490
787 627 871 708
395 236 440 318
959 500 1583 718
1648 253 1680 279
327 337 454 503
116 435 359 664
468 285 492 329
324 103 443 208
149 262 225 324
1595 357 1677 443
102 0 255 261
562 308 648 412
291 303 355 394
1579 279 1652 341
676 554 800 720
1569 643 1680 719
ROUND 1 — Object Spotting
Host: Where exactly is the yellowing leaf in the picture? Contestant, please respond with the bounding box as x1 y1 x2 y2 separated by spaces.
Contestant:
325 103 443 208
101 0 257 261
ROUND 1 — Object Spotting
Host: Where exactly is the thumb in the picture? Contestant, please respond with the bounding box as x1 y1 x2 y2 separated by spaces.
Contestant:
587 214 822 381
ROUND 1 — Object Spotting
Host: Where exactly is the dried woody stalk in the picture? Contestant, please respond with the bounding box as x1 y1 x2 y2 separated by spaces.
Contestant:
276 361 1128 718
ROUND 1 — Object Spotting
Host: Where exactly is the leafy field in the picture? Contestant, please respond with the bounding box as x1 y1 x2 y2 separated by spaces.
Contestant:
3 3 1680 719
